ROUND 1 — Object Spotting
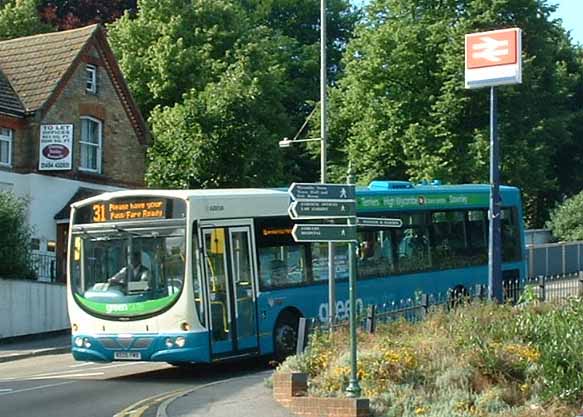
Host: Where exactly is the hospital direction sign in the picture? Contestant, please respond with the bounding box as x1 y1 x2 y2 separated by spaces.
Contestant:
465 28 522 89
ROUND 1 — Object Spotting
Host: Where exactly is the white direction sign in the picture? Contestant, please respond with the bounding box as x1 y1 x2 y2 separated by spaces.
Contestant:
289 200 356 220
465 28 522 89
292 224 357 243
288 183 355 201
357 217 402 228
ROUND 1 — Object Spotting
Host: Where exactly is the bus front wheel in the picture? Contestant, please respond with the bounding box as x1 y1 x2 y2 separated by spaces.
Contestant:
273 312 299 362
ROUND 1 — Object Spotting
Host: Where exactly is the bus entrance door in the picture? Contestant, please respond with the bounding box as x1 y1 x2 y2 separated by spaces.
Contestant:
202 225 259 357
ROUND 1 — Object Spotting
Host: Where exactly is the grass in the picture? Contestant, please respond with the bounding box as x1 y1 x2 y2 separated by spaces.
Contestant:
276 296 583 417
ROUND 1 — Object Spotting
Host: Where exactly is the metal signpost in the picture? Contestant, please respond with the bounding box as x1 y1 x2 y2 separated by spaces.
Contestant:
288 182 360 396
465 28 522 302
357 217 403 228
292 224 357 242
289 200 357 219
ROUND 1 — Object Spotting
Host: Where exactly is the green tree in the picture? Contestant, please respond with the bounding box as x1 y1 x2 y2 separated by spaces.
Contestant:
546 191 583 241
0 192 34 279
146 30 292 188
0 0 53 40
328 0 583 227
108 0 358 186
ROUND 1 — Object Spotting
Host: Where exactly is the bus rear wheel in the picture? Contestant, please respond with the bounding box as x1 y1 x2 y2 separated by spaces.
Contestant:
273 312 299 363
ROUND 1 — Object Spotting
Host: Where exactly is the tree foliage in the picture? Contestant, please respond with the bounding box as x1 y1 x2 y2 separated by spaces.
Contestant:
108 0 358 188
0 192 34 279
0 0 53 40
38 0 137 30
327 0 583 227
546 191 583 241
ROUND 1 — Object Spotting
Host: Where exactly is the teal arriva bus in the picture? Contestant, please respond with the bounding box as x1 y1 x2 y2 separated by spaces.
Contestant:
67 181 525 364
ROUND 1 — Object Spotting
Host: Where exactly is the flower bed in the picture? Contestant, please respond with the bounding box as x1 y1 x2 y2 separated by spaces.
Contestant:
275 299 583 417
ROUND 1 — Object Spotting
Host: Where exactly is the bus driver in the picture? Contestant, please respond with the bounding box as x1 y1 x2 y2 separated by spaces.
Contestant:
109 251 151 286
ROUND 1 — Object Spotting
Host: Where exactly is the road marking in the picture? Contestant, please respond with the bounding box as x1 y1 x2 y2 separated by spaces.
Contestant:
156 371 271 417
113 389 186 417
0 381 73 396
28 372 105 380
0 389 13 393
69 362 94 368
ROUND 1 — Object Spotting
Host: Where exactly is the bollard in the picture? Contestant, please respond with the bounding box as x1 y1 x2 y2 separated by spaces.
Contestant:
365 305 376 334
296 317 313 355
538 275 546 302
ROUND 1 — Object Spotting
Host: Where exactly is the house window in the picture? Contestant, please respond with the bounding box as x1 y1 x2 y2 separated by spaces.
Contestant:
0 127 12 166
80 117 102 173
86 64 97 93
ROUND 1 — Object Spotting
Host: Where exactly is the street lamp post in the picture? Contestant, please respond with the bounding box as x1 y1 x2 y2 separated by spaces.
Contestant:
279 0 336 328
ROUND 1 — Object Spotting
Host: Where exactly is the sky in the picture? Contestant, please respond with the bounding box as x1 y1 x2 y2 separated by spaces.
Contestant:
350 0 583 46
552 0 583 45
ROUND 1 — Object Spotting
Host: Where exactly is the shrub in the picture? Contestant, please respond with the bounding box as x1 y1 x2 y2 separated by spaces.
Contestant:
0 191 34 279
276 300 583 416
546 191 583 241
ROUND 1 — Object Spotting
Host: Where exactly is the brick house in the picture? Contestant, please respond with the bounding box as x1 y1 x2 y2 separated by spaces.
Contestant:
0 24 149 282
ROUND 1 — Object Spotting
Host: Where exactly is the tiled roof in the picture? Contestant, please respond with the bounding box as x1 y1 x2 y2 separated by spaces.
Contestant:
0 25 98 113
0 69 24 116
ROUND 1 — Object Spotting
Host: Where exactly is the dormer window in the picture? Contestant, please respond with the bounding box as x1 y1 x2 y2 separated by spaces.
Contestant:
0 127 12 167
86 64 97 94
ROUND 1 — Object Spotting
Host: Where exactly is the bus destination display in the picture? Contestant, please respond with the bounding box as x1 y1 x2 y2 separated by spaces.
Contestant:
91 199 166 223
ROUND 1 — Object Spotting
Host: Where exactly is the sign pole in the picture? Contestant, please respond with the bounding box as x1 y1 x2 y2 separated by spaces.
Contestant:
489 86 503 302
345 164 361 398
320 0 335 330
464 28 521 302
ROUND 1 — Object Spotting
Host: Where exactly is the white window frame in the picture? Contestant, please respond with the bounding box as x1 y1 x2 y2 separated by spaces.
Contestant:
86 64 97 94
79 116 102 173
0 127 12 167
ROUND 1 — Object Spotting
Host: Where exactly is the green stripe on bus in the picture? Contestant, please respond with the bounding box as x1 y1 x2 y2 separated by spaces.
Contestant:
75 293 179 316
357 193 489 210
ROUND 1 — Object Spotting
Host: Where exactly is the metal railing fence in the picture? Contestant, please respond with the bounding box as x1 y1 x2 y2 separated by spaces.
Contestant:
296 273 583 353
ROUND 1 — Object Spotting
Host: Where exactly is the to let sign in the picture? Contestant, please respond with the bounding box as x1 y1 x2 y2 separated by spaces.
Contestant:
465 28 522 89
39 124 73 171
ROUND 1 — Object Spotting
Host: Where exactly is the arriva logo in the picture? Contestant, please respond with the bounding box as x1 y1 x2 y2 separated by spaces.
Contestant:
318 298 364 322
106 304 129 314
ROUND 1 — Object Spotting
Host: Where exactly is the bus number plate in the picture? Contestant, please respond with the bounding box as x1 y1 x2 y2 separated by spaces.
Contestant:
114 351 142 360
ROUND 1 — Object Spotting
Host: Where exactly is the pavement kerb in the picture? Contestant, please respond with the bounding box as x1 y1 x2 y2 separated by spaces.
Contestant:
0 346 70 363
156 370 272 417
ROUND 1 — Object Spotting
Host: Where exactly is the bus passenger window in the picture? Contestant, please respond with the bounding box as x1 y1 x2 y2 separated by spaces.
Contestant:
258 245 307 289
357 231 394 279
398 228 430 273
502 209 521 262
311 243 350 281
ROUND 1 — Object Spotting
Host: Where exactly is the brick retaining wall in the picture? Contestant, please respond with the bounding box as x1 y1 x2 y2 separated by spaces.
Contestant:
273 372 370 417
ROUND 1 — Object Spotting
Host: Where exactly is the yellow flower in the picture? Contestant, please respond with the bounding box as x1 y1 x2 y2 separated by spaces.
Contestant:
415 406 428 415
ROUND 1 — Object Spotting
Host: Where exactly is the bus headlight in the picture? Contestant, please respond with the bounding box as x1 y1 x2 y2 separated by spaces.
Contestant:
165 338 174 348
74 337 84 347
175 336 186 348
83 338 92 349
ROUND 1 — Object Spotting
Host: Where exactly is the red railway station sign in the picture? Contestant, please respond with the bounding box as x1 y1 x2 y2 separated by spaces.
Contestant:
465 28 522 89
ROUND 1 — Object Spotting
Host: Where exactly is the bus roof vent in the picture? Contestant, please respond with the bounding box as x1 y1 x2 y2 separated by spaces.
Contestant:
417 179 442 186
368 180 414 190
